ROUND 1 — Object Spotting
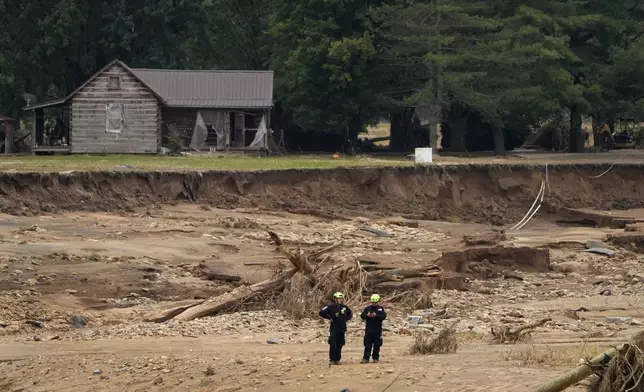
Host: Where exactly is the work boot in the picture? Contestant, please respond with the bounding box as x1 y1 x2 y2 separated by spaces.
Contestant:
333 361 341 365
361 359 369 364
372 359 379 364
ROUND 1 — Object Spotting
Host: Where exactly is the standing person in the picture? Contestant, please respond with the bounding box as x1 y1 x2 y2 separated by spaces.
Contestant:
360 294 387 363
319 292 353 365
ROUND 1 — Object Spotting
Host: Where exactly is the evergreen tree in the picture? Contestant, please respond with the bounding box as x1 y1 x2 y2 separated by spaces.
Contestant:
269 0 386 149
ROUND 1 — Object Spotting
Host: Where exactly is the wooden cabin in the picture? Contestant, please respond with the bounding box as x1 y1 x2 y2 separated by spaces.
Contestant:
22 60 274 154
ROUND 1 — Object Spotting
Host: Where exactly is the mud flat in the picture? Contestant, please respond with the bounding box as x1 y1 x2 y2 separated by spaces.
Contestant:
0 163 643 391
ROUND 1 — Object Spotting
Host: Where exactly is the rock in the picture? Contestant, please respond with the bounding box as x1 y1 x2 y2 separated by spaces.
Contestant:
26 320 44 328
200 378 213 387
417 324 435 331
12 270 23 276
600 289 613 296
153 377 163 385
71 315 87 329
267 338 281 344
382 320 392 332
65 289 78 295
93 369 102 376
387 369 395 374
25 278 37 286
586 240 608 249
568 272 582 279
605 317 632 324
407 316 424 325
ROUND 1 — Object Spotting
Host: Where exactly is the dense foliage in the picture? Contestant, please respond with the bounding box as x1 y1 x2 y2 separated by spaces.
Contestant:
1 0 644 152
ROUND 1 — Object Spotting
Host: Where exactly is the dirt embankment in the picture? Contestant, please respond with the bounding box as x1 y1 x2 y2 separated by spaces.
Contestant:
0 164 642 224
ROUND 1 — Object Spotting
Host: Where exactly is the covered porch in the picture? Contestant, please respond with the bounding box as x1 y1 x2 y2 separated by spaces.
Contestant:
22 98 71 155
162 107 271 155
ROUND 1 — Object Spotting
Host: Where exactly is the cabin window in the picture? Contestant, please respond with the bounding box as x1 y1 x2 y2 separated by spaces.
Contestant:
105 103 124 133
108 76 121 90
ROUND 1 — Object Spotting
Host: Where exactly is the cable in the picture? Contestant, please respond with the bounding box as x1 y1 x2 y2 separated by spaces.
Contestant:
509 180 544 231
513 203 543 231
587 163 615 178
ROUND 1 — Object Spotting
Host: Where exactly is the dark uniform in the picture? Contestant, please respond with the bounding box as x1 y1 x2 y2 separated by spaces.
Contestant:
319 303 353 363
360 304 387 362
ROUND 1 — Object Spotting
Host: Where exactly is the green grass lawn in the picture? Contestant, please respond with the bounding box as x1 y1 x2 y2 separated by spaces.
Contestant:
0 150 639 172
0 154 413 172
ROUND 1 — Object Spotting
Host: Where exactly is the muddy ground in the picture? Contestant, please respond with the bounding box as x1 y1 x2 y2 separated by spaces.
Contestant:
1 165 644 391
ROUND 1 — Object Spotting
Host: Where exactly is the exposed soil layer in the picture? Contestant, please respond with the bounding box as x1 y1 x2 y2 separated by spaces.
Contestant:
546 205 644 228
609 233 644 253
440 246 551 274
0 164 643 224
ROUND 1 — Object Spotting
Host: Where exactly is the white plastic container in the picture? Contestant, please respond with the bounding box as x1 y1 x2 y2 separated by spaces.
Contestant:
414 147 433 164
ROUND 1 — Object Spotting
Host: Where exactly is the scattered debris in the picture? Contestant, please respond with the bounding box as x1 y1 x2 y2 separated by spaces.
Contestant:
25 320 44 328
581 248 615 257
605 316 633 324
491 318 551 344
360 227 394 237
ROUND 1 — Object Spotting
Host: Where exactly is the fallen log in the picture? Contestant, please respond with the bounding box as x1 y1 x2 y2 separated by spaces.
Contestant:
174 268 298 321
366 266 442 286
534 344 627 392
144 300 206 323
147 231 342 322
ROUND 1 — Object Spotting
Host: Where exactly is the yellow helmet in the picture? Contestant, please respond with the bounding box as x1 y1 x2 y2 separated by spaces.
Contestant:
370 294 381 303
333 292 344 299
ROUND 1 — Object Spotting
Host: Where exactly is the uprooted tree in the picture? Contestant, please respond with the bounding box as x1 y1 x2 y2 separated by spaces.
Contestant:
146 231 442 322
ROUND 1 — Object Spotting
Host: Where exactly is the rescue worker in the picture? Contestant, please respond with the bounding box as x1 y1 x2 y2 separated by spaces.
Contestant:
360 294 387 363
319 292 353 365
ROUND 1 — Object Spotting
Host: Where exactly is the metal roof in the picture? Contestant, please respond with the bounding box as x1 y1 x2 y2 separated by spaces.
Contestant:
129 68 274 109
23 60 274 111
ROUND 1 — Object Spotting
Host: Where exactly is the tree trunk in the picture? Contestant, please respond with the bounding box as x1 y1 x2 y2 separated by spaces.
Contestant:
428 103 441 150
390 108 414 151
449 104 469 152
173 269 298 321
493 127 505 155
569 105 584 153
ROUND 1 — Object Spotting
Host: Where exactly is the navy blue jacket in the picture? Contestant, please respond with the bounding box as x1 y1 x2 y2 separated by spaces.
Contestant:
360 304 387 333
319 303 353 332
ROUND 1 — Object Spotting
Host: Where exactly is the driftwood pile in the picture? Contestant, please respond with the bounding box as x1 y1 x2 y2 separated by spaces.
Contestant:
146 231 442 322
